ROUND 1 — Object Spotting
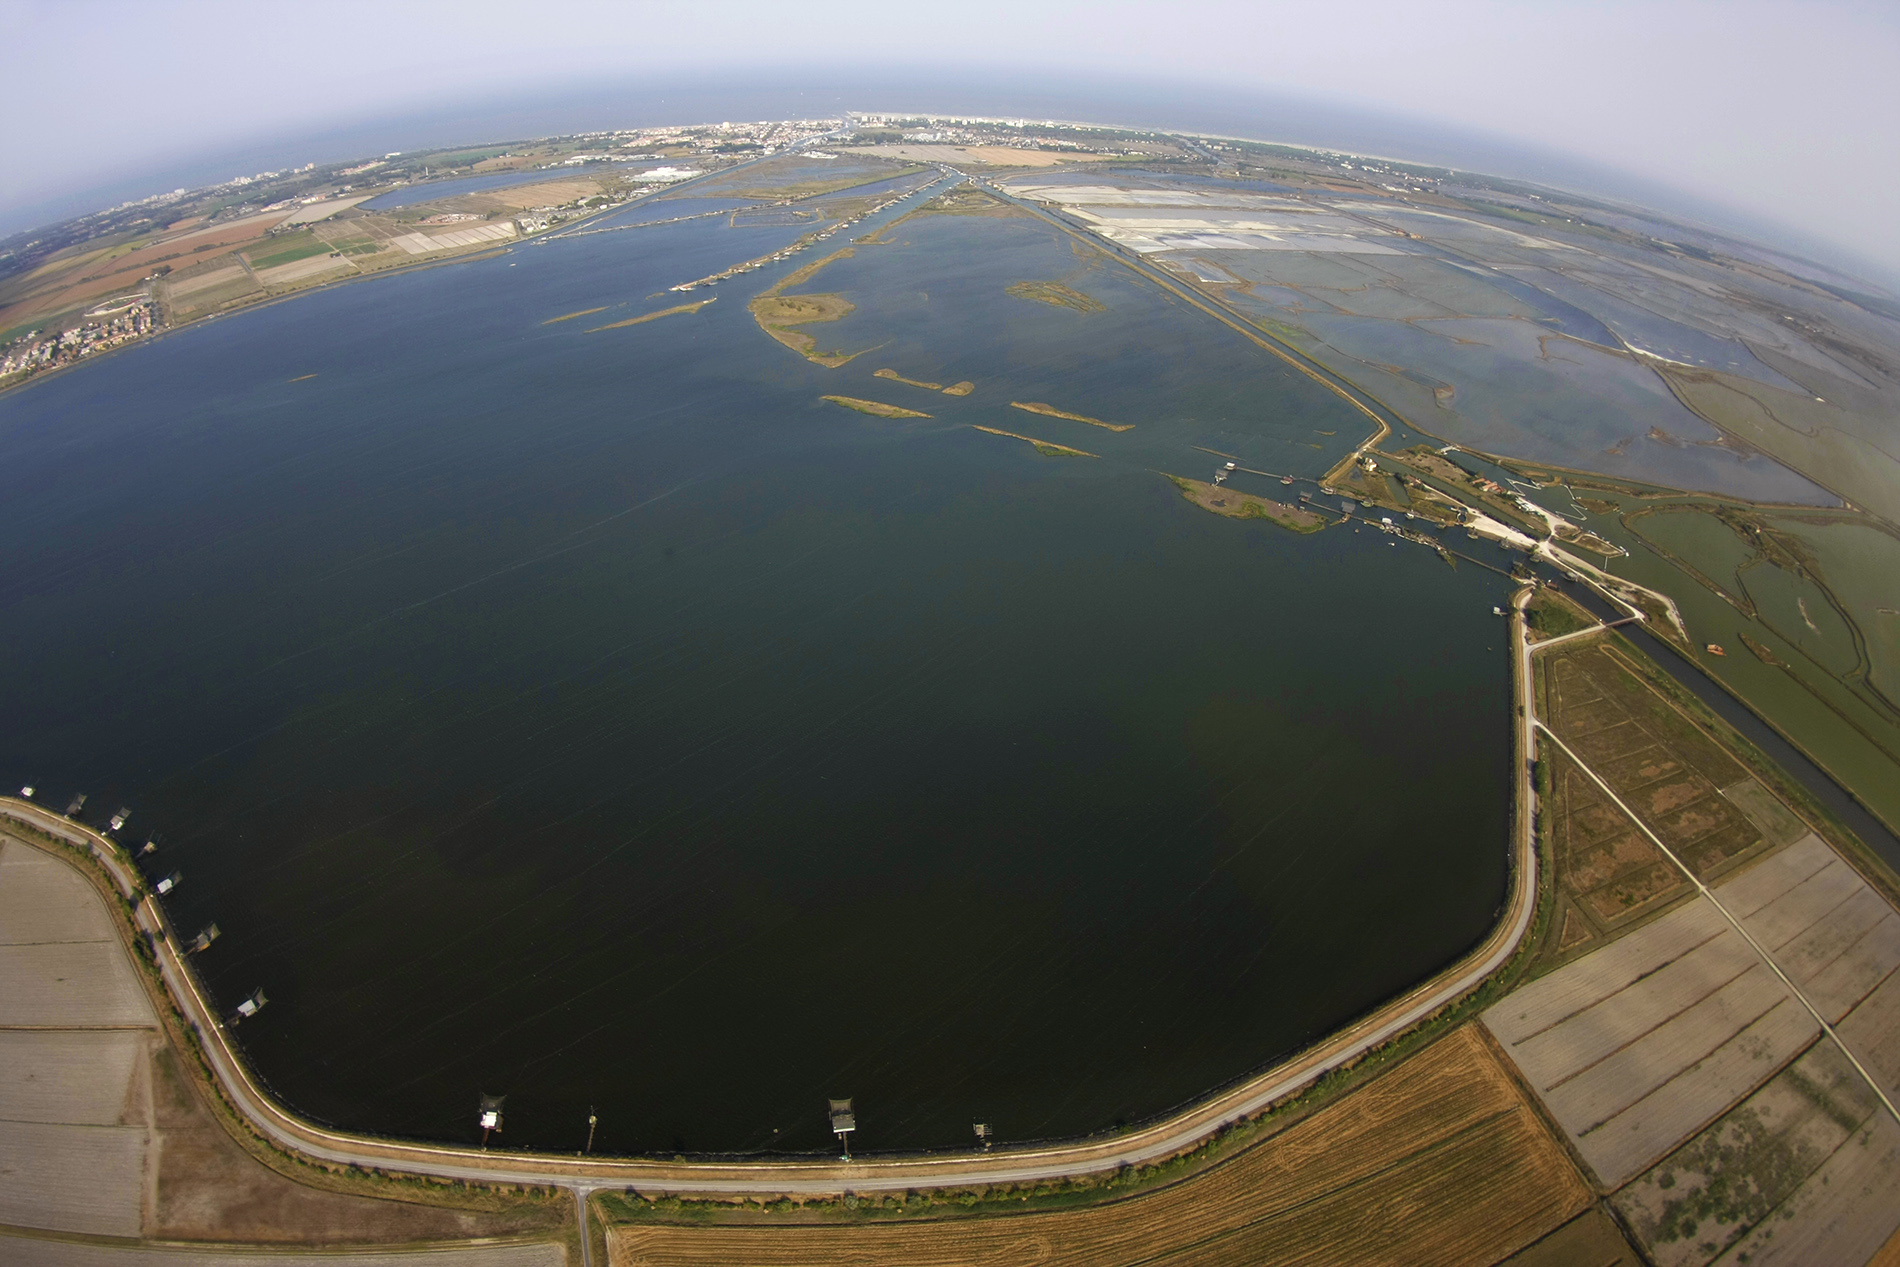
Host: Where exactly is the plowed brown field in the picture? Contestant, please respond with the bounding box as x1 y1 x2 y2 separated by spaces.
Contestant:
604 1026 1591 1267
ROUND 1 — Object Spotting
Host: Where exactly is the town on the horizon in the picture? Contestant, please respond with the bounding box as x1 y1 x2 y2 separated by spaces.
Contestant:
0 111 1549 386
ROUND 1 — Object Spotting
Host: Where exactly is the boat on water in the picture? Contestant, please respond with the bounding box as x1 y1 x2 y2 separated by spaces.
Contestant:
155 872 181 895
109 807 130 831
234 988 267 1020
65 793 87 817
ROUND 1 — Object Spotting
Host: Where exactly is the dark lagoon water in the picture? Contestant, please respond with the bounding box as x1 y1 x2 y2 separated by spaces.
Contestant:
0 180 1514 1156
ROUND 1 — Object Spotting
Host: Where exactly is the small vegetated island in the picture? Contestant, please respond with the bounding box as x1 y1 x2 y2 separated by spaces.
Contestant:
1168 475 1325 531
746 248 867 367
1006 279 1107 312
5 109 1900 1267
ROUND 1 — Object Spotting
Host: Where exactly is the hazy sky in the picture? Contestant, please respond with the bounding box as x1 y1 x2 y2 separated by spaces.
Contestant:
5 0 1897 278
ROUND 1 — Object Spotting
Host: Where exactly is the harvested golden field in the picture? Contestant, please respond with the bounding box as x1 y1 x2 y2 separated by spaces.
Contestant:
604 1026 1592 1267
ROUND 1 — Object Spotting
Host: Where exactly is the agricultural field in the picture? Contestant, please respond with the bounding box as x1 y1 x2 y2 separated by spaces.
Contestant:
1492 824 1900 1254
600 1026 1599 1267
847 143 1113 168
1531 638 1777 966
0 212 289 337
411 176 613 217
1487 627 1900 1264
1609 961 1900 1266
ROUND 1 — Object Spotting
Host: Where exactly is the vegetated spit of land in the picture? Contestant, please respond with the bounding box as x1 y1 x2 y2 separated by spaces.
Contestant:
1169 475 1326 533
874 368 942 390
905 187 1035 219
586 300 714 332
1009 401 1131 431
543 306 609 325
972 425 1094 458
601 1027 1592 1267
822 396 931 419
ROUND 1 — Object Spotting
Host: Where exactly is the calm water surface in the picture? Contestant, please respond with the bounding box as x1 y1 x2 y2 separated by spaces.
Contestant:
0 187 1514 1155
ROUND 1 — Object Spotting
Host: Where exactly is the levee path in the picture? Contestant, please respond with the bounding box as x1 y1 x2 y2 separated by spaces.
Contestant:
1 595 1542 1201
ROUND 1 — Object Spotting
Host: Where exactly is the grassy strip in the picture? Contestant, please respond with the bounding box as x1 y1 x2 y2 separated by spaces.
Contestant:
824 396 931 419
765 248 855 296
1009 401 1131 431
543 306 609 325
942 382 975 396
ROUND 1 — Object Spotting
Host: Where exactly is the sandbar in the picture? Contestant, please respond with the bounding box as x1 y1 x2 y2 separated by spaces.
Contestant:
822 396 932 419
1010 402 1132 431
585 299 713 331
973 425 1096 457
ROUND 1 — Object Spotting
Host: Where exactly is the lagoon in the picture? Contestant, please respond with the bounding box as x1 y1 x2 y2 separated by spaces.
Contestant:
0 188 1514 1155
